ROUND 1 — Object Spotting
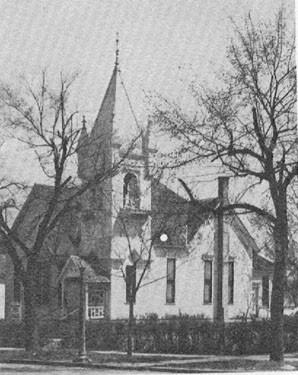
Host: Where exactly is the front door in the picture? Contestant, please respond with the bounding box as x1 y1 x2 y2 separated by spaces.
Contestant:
64 278 81 313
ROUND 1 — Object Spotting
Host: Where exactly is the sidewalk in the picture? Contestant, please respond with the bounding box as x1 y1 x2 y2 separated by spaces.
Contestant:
0 348 298 372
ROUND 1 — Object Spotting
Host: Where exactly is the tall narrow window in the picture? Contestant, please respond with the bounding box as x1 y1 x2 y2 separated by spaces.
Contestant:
262 275 269 307
228 261 234 304
204 260 212 304
126 265 136 303
14 277 21 303
123 173 140 209
166 258 176 303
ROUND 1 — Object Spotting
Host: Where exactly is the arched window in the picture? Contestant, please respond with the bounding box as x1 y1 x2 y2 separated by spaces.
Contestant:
123 173 140 209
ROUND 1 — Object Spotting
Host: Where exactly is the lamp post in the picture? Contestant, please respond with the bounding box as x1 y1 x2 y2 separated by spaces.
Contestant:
75 265 89 363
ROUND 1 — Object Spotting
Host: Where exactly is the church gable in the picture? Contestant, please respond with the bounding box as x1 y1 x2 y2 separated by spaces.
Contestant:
12 184 81 256
57 255 109 285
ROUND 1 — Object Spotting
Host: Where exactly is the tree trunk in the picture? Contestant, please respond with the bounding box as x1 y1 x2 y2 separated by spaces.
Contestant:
23 261 39 352
23 281 39 352
270 194 288 362
127 300 134 357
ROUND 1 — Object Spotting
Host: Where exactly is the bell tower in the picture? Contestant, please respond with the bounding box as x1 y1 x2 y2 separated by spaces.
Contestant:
76 41 153 265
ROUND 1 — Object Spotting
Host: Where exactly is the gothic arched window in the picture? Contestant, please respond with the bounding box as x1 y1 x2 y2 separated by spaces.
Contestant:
123 172 140 209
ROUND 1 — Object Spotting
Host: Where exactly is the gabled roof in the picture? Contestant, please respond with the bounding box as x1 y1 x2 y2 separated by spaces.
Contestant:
155 182 272 272
12 183 79 248
228 213 273 272
57 255 110 284
151 181 189 247
12 184 53 232
253 253 274 272
228 214 259 259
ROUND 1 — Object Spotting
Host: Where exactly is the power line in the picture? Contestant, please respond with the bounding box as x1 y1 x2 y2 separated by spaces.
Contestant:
118 70 143 133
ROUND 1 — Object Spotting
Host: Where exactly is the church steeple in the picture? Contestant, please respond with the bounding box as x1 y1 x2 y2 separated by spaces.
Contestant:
91 35 120 143
90 61 118 143
77 39 120 180
77 116 90 180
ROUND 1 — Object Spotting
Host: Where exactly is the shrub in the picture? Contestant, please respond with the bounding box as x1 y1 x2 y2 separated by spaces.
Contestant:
2 314 298 355
0 320 24 347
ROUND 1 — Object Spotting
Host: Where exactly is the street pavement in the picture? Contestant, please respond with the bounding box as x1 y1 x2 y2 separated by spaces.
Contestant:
0 363 154 375
1 350 298 374
0 363 296 375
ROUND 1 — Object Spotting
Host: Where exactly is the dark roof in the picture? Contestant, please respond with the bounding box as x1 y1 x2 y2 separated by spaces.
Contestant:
151 181 189 246
253 253 274 272
12 183 80 251
57 255 110 284
13 183 78 230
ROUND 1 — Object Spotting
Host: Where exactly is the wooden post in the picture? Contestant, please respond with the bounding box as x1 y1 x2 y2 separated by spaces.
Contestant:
75 266 89 363
216 177 229 353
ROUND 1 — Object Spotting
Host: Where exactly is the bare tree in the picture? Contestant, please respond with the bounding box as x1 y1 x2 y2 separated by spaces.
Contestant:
115 215 154 357
0 72 128 351
111 176 189 357
155 9 296 362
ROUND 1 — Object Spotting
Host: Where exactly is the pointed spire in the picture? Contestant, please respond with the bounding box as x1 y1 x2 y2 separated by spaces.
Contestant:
78 115 88 149
82 115 86 129
77 115 90 180
91 52 118 141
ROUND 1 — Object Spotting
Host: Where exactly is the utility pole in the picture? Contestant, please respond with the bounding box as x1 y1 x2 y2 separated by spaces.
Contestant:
75 266 89 363
215 177 229 353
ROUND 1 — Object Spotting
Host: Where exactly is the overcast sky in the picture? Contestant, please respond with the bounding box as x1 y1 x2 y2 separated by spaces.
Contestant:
0 0 294 184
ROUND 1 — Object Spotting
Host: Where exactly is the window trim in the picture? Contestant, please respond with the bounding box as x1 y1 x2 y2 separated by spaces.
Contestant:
14 277 21 303
203 260 212 304
262 275 270 307
166 258 176 304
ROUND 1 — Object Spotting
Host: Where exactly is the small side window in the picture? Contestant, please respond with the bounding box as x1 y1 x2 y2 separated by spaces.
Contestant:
123 173 140 209
166 258 176 303
126 265 136 303
262 275 269 307
204 261 212 304
228 261 234 304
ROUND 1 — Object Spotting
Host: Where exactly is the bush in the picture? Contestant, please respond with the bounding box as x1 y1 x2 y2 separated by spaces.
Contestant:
0 320 24 347
284 314 298 352
2 315 298 355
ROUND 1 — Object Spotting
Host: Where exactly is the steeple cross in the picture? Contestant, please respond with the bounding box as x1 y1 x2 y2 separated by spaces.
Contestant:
115 32 119 66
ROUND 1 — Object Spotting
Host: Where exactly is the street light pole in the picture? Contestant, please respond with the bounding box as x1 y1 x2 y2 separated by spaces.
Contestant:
75 265 89 363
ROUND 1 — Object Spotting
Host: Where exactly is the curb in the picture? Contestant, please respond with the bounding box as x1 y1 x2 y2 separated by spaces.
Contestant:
1 359 150 372
0 359 241 373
